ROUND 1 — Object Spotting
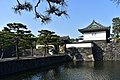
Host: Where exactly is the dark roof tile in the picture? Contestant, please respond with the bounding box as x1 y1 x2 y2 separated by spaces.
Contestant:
78 20 110 33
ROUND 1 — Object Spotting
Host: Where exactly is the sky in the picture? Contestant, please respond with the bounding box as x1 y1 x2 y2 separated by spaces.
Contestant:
0 0 120 38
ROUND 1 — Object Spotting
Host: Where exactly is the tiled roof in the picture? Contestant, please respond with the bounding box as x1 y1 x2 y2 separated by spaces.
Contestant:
78 20 110 33
60 36 70 40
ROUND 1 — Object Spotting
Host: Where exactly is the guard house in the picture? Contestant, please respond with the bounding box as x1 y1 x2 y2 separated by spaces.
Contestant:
78 20 110 42
76 20 111 61
66 20 111 61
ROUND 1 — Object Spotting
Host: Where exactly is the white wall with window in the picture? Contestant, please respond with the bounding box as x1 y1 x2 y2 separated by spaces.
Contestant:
83 31 106 40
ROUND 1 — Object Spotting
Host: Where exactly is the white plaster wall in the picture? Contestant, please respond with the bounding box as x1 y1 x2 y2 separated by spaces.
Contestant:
36 45 54 49
66 43 93 48
83 31 106 40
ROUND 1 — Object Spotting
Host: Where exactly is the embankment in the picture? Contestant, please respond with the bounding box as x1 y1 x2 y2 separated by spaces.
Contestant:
0 55 71 78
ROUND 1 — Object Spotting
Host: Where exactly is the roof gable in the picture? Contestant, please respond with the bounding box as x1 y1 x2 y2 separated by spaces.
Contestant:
78 20 110 33
60 36 70 40
87 20 106 29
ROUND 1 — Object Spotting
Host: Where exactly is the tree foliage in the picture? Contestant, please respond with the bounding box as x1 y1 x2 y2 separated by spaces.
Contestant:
37 29 61 55
112 17 120 38
13 0 68 24
0 29 15 59
5 23 32 59
50 34 62 54
38 30 55 56
0 23 36 59
111 0 120 5
12 0 120 24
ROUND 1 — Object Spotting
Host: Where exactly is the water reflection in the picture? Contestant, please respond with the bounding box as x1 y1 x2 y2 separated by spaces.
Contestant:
94 61 104 69
2 61 120 80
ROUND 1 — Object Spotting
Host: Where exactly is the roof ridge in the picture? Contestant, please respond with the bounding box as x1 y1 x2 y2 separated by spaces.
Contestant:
86 20 106 29
93 20 106 28
78 20 110 33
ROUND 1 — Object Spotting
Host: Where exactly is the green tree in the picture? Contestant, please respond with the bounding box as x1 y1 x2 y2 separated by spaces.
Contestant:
37 30 55 56
13 0 68 23
50 35 62 54
6 23 31 59
112 17 120 38
0 28 14 59
24 33 36 56
0 31 6 59
18 30 34 56
28 35 36 56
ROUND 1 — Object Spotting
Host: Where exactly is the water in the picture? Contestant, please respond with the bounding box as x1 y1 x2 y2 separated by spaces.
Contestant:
2 61 120 80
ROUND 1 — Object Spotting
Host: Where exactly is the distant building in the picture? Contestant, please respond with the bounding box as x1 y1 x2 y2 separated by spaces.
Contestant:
78 20 110 42
59 36 70 53
60 36 70 43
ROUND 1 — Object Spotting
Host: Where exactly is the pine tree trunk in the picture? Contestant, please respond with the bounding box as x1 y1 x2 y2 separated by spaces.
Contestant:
23 48 25 56
1 48 4 59
47 45 49 55
31 46 33 56
1 41 4 59
16 38 19 59
44 44 46 56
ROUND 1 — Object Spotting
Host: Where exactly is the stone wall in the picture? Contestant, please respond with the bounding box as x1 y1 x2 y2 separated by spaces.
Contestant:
92 40 120 61
78 47 93 61
0 48 51 58
91 41 107 61
66 40 120 61
92 40 107 51
0 55 71 78
67 47 94 61
103 42 120 60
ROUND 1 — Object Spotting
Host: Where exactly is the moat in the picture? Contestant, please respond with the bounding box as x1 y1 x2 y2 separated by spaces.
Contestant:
2 61 120 80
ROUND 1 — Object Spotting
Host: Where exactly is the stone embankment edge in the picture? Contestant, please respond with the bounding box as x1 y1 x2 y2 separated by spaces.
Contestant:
0 55 72 78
